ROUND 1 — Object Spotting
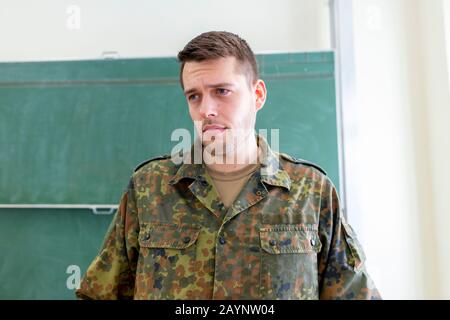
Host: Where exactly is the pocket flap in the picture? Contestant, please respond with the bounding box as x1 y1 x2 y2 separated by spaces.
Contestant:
260 225 322 254
139 223 201 249
342 220 366 271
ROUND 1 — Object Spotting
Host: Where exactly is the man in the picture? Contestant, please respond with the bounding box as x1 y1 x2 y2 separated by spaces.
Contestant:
76 31 380 300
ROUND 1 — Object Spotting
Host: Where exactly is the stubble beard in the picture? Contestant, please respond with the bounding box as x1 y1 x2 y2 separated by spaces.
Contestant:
201 128 255 165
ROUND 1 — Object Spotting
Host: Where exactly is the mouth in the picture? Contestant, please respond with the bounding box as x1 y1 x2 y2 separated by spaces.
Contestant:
202 125 227 133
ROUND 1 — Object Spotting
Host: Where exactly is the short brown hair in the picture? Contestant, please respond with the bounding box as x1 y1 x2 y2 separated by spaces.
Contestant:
177 31 259 88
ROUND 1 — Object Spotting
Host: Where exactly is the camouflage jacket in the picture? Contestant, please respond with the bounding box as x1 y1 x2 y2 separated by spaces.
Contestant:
76 136 380 300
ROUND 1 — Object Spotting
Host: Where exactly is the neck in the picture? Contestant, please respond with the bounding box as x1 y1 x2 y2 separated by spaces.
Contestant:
204 134 259 173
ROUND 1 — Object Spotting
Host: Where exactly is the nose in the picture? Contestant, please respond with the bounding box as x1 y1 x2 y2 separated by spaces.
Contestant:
199 94 218 119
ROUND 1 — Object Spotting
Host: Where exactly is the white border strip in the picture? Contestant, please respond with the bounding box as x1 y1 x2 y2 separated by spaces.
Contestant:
330 0 356 219
0 204 118 215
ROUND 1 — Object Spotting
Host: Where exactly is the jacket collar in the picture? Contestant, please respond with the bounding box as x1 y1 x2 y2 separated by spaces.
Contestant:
168 134 291 191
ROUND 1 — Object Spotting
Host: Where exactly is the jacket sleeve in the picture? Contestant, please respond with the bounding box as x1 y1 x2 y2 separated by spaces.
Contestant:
317 177 381 300
75 178 139 300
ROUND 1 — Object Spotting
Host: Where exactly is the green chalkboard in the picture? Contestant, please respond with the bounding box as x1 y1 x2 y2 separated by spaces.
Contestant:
0 52 339 299
0 210 111 299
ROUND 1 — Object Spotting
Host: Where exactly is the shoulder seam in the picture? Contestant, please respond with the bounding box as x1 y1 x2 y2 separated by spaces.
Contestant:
134 155 171 172
279 153 327 175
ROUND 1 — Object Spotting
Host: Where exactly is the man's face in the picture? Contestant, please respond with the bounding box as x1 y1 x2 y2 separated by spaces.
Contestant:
182 57 266 154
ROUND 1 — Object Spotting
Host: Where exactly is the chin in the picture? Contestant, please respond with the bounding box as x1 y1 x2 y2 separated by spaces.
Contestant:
202 137 225 146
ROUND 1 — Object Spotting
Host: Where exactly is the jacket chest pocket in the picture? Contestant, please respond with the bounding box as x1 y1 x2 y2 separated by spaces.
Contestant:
259 225 322 300
136 222 201 299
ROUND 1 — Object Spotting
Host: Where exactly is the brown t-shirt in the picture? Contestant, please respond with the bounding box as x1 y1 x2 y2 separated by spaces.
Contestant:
206 163 260 209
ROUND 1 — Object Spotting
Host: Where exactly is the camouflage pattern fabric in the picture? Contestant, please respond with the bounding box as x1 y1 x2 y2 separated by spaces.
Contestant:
76 135 381 300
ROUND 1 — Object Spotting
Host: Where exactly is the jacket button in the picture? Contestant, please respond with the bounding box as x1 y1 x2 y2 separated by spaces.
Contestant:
144 234 151 241
310 238 316 246
183 236 191 244
269 239 276 246
218 236 226 245
256 191 262 196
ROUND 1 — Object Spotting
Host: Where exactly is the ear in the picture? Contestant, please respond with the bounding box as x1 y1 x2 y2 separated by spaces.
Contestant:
254 79 267 111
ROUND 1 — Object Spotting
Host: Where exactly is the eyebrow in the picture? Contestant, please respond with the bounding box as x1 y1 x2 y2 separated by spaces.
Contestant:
184 83 235 96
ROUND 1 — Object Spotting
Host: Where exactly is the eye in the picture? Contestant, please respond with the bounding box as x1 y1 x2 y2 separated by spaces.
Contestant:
188 94 200 102
216 88 230 96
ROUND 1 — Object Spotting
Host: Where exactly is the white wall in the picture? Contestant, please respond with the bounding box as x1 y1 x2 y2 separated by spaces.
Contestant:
350 0 450 299
350 0 424 299
0 0 331 62
420 0 450 299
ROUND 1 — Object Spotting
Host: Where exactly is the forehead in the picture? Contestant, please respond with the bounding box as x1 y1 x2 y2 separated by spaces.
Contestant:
182 57 246 87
